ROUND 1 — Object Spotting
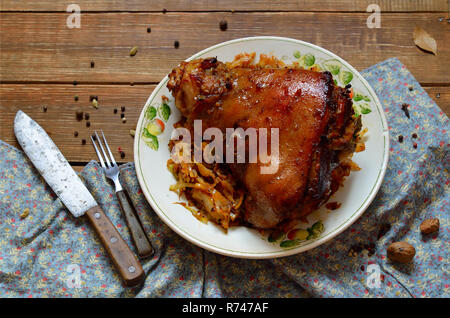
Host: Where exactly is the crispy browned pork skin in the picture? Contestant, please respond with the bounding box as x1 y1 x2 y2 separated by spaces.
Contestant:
167 57 362 229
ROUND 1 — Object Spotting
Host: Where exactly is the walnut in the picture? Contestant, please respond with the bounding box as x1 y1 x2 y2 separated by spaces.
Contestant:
387 242 415 264
420 218 440 235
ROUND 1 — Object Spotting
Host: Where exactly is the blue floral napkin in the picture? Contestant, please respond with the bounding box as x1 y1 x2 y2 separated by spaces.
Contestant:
0 58 448 298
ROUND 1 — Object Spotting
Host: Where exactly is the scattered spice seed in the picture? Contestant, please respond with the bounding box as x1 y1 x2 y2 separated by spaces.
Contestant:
74 95 79 101
114 108 118 114
147 26 151 33
408 86 413 91
86 121 91 127
219 20 228 31
120 113 125 119
162 8 167 13
120 151 126 159
398 135 404 143
130 129 136 137
73 80 78 86
377 223 391 240
43 106 48 112
92 99 98 109
130 82 135 86
90 61 95 68
436 93 440 98
122 117 127 123
401 103 410 118
81 139 86 145
413 142 418 149
89 95 98 101
129 46 138 57
74 131 79 137
20 208 30 219
412 133 417 138
174 40 180 49
84 113 90 120
75 110 83 121
360 265 365 271
438 17 444 22
121 106 125 112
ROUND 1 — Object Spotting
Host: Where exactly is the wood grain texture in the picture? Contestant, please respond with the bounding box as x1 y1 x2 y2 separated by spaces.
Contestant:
1 84 449 163
1 0 448 12
1 12 449 84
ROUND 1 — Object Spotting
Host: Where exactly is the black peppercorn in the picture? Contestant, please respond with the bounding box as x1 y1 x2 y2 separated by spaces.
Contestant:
121 106 125 112
86 121 91 127
43 106 48 112
90 61 95 68
147 26 151 33
219 20 228 31
120 113 125 118
174 40 180 49
412 133 417 139
75 110 83 121
74 131 79 137
398 135 403 143
81 139 86 145
120 151 125 159
114 108 118 114
413 142 418 149
84 113 90 120
73 80 78 86
74 95 78 101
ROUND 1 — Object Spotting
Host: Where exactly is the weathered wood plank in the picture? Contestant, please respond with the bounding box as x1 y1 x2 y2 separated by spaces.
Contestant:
1 0 448 12
1 12 448 85
1 84 448 163
0 84 155 162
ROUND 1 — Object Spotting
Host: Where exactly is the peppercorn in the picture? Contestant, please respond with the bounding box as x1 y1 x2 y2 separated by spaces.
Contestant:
162 8 167 13
73 80 78 86
75 110 83 121
412 133 417 138
121 106 125 112
74 131 79 137
89 95 98 101
86 121 91 127
413 142 418 149
74 95 78 101
81 139 86 145
219 20 228 31
114 108 118 114
147 26 151 33
84 113 90 120
398 135 403 143
174 40 180 49
90 61 95 68
120 151 125 159
401 103 410 118
43 106 48 112
120 113 125 118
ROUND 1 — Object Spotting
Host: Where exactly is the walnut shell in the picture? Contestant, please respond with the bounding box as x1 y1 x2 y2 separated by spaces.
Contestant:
420 218 440 235
387 242 415 264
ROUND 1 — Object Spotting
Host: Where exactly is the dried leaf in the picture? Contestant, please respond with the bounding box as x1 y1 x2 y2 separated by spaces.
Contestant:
413 26 437 55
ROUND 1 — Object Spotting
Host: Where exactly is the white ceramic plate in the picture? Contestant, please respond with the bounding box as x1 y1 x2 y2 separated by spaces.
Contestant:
134 36 389 259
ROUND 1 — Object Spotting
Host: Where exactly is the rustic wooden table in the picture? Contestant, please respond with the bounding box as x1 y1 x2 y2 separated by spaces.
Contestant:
1 1 449 170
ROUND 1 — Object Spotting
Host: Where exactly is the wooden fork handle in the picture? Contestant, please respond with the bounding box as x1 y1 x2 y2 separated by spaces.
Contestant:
116 190 154 259
85 205 145 287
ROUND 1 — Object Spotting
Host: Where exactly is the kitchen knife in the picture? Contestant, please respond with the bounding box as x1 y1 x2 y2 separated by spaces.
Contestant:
14 110 145 287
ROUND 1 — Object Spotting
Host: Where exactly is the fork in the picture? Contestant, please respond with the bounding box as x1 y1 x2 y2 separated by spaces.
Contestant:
91 130 153 259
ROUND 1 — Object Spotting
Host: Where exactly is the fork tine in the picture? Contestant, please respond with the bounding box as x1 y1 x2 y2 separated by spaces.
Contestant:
101 130 117 166
94 131 111 168
90 134 107 169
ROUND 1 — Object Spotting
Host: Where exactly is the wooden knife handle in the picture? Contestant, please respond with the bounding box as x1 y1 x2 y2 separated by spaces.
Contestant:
85 205 145 287
116 190 154 259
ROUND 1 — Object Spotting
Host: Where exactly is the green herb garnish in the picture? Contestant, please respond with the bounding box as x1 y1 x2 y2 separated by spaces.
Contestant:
158 103 171 122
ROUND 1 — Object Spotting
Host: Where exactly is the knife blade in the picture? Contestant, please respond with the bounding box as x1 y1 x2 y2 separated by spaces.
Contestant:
14 110 145 286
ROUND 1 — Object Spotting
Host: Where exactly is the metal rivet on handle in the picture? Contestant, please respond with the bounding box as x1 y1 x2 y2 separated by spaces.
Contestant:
128 266 136 273
94 212 101 219
110 236 117 243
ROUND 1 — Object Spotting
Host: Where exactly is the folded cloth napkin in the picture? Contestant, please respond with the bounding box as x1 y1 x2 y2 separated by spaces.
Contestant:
0 58 448 298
